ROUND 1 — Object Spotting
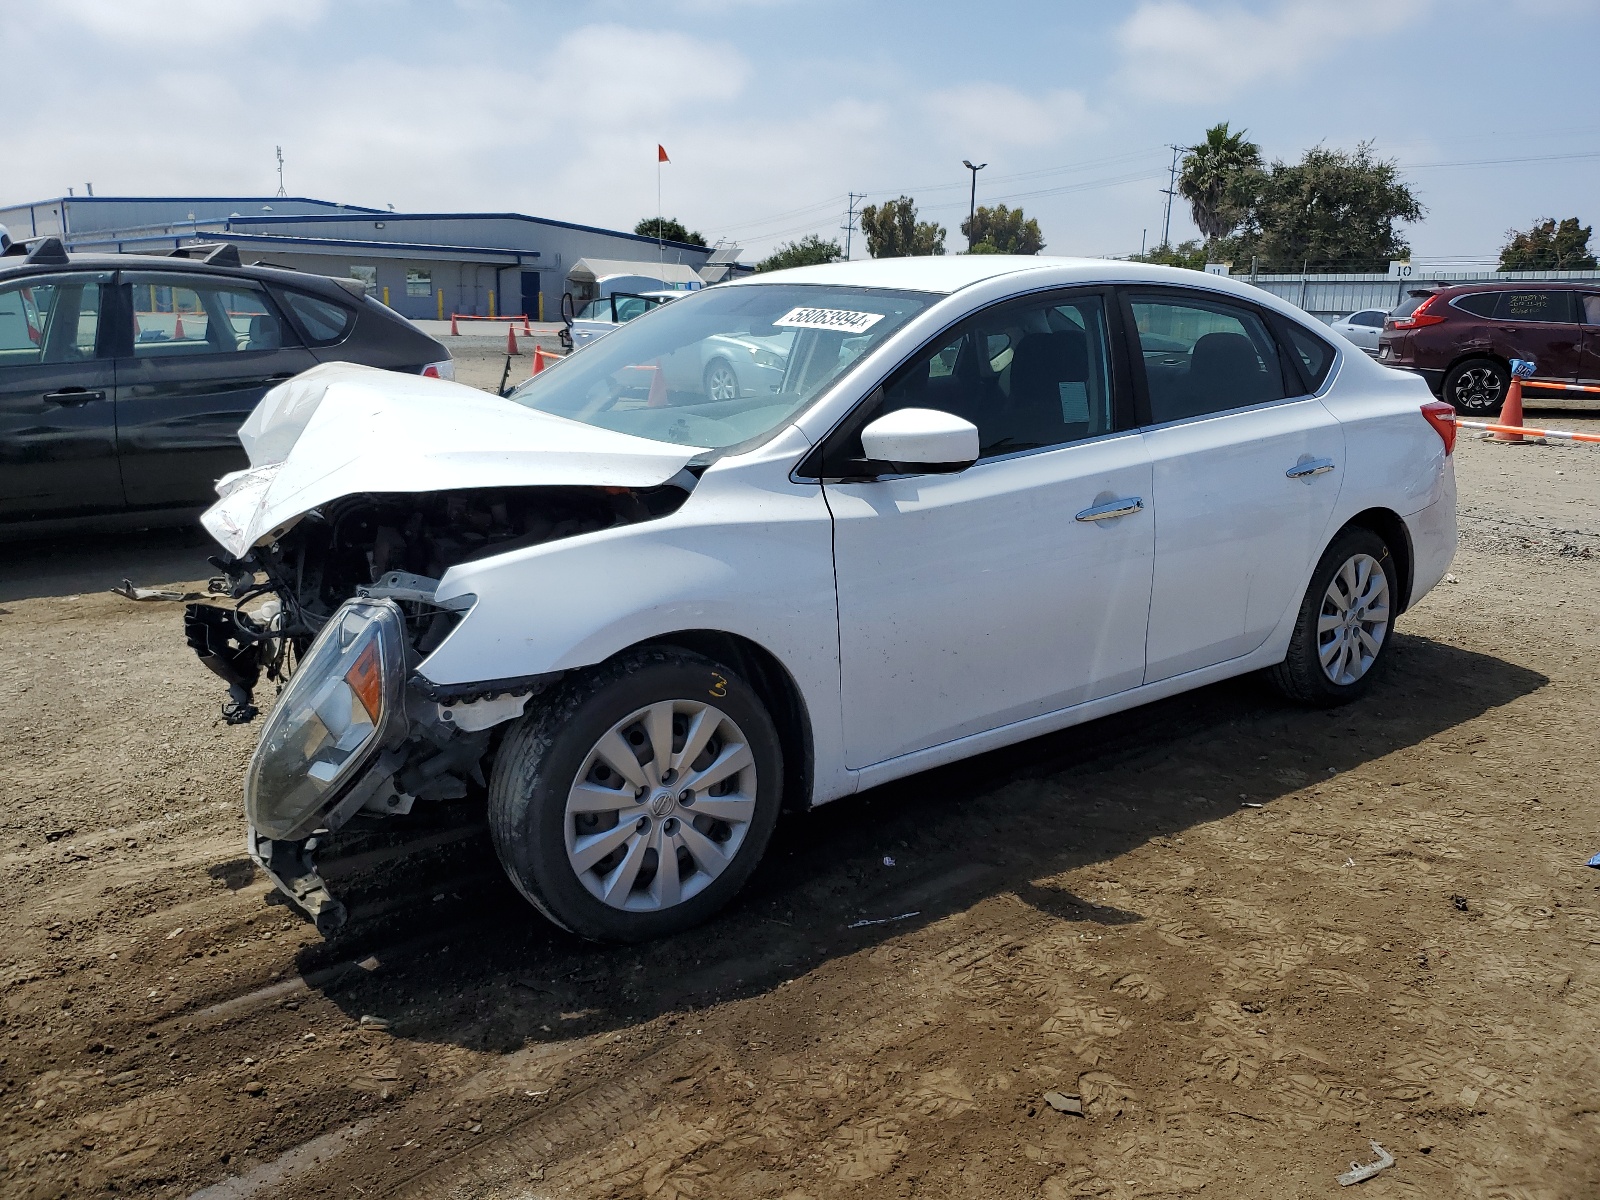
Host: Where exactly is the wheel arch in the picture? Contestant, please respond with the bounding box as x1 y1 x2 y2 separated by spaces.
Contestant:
626 629 814 814
1338 507 1415 613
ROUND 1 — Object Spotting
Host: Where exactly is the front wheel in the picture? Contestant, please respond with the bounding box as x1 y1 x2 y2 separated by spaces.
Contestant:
488 647 783 942
704 358 740 402
1443 357 1507 415
1266 527 1398 707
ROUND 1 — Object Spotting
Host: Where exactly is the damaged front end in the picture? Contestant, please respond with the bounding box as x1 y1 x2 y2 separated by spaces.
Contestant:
190 483 691 933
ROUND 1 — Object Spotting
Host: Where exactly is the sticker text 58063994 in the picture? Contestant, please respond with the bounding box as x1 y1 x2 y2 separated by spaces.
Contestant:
773 307 886 334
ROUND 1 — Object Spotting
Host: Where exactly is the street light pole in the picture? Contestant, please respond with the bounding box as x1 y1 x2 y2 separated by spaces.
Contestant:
962 159 987 250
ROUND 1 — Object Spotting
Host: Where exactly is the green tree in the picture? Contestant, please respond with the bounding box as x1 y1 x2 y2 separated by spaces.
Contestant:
961 204 1045 255
755 234 841 272
1498 217 1597 270
1229 142 1423 272
634 217 707 247
1178 122 1264 241
859 196 946 258
1129 239 1208 271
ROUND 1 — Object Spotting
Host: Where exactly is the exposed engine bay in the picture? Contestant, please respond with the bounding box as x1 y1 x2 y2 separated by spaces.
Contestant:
183 481 691 931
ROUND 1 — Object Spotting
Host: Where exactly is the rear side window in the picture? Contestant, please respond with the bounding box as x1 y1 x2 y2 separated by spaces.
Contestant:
1128 294 1291 423
1493 291 1575 322
125 273 289 357
1452 292 1498 317
1584 295 1600 325
1351 310 1385 327
280 290 354 344
1280 320 1336 391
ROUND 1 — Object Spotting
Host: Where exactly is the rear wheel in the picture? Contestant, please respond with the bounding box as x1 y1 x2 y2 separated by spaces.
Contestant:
1443 357 1507 416
1267 527 1398 707
488 647 782 942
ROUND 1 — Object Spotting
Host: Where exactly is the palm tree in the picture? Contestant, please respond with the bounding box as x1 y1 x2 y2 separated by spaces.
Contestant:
1178 123 1263 241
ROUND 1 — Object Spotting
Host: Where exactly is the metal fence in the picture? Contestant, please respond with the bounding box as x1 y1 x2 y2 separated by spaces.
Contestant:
1233 268 1600 325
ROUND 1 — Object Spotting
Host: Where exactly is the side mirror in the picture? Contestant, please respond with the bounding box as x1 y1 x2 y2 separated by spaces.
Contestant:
859 407 980 475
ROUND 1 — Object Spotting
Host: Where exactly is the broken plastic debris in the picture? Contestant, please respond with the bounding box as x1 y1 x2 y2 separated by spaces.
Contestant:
110 579 203 602
883 856 896 867
359 1015 392 1030
847 911 920 929
1586 852 1600 870
1043 1091 1084 1115
1337 1140 1394 1186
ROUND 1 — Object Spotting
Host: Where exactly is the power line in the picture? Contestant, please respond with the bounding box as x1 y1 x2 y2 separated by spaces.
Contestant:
841 192 863 260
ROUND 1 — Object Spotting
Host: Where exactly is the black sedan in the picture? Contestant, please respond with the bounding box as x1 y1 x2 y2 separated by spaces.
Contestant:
0 238 451 538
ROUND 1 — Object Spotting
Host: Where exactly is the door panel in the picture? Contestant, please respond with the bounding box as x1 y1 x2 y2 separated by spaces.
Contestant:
0 272 122 521
1142 399 1345 680
113 272 316 509
828 437 1154 767
823 287 1151 770
1124 288 1345 682
1579 294 1600 384
1491 289 1582 381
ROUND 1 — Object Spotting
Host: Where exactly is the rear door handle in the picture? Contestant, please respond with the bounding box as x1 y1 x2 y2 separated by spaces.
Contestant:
1286 458 1336 479
1075 496 1145 522
43 388 106 407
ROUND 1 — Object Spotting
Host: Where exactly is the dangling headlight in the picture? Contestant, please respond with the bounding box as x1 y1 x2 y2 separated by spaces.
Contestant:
245 598 405 840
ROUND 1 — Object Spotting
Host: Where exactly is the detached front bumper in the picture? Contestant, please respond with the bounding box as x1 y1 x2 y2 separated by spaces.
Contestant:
247 827 348 935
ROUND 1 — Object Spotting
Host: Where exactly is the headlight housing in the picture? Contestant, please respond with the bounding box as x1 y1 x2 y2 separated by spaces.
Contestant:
245 598 405 840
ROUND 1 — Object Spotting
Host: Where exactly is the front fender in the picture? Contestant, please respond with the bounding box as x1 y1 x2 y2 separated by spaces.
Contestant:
416 437 850 801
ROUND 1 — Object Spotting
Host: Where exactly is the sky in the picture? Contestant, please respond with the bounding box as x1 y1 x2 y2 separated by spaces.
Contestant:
3 0 1598 267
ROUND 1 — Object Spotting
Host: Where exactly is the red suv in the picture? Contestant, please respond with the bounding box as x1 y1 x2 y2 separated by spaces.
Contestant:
1378 282 1600 414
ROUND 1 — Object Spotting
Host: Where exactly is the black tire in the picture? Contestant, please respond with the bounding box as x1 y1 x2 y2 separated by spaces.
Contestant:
487 646 783 942
1443 357 1507 416
703 358 739 402
1267 527 1399 707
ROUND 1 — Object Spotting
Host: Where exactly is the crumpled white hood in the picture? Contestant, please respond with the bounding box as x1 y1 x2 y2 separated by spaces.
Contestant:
202 362 705 557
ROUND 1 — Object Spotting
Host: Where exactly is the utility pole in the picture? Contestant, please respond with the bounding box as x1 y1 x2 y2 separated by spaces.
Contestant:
1160 144 1180 249
841 192 863 260
275 146 287 198
962 160 987 250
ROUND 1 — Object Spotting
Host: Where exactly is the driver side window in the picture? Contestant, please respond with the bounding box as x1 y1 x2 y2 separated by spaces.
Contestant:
869 292 1116 461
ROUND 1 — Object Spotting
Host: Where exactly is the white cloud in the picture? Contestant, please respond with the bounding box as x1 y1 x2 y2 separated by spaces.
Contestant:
44 0 329 44
925 84 1096 148
1114 0 1429 103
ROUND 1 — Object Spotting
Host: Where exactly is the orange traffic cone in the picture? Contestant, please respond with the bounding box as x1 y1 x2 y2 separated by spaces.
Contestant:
173 314 186 339
531 346 547 374
450 313 459 336
647 364 668 407
1493 362 1529 442
523 314 532 335
506 325 519 355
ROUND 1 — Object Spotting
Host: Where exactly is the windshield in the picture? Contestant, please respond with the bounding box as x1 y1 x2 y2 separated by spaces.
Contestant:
508 283 937 451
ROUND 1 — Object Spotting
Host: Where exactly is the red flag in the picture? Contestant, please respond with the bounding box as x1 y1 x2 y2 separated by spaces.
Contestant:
657 144 670 163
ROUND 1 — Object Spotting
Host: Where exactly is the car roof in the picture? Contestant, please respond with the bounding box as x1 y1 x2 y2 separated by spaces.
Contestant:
1434 280 1596 295
0 248 362 299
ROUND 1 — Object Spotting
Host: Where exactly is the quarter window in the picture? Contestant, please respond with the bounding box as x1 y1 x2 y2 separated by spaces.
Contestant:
1583 295 1600 325
0 274 107 367
125 274 289 357
1452 292 1499 317
280 290 353 344
1280 320 1336 391
870 292 1117 460
1129 295 1290 423
1492 291 1575 323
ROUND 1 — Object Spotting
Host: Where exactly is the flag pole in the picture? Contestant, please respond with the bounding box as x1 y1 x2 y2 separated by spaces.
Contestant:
657 151 663 271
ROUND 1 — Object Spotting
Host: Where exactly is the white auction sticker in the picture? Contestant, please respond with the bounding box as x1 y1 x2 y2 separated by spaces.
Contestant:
773 306 885 334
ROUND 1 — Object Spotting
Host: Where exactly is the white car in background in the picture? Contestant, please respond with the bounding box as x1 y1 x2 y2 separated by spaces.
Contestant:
194 257 1458 941
1329 308 1388 355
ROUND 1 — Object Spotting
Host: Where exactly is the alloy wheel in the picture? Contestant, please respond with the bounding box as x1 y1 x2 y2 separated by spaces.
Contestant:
564 700 757 911
705 362 739 401
1316 552 1391 686
1450 365 1504 412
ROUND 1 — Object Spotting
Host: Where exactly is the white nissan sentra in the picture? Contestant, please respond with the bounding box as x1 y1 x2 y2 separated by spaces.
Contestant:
191 256 1458 939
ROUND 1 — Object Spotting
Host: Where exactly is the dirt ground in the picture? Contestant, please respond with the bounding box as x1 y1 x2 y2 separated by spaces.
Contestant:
1 409 1597 1200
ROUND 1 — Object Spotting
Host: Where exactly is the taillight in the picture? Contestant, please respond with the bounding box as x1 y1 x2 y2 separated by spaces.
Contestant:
1393 295 1445 329
420 358 454 381
1421 401 1457 455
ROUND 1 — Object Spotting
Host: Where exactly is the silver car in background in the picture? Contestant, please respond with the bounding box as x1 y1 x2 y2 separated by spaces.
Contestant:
1329 308 1387 355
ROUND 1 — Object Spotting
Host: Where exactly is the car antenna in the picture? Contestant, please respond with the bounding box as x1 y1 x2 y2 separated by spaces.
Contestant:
498 353 514 397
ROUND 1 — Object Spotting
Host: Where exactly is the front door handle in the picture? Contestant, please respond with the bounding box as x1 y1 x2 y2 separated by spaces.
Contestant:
1286 458 1336 479
1075 496 1145 522
43 388 106 407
